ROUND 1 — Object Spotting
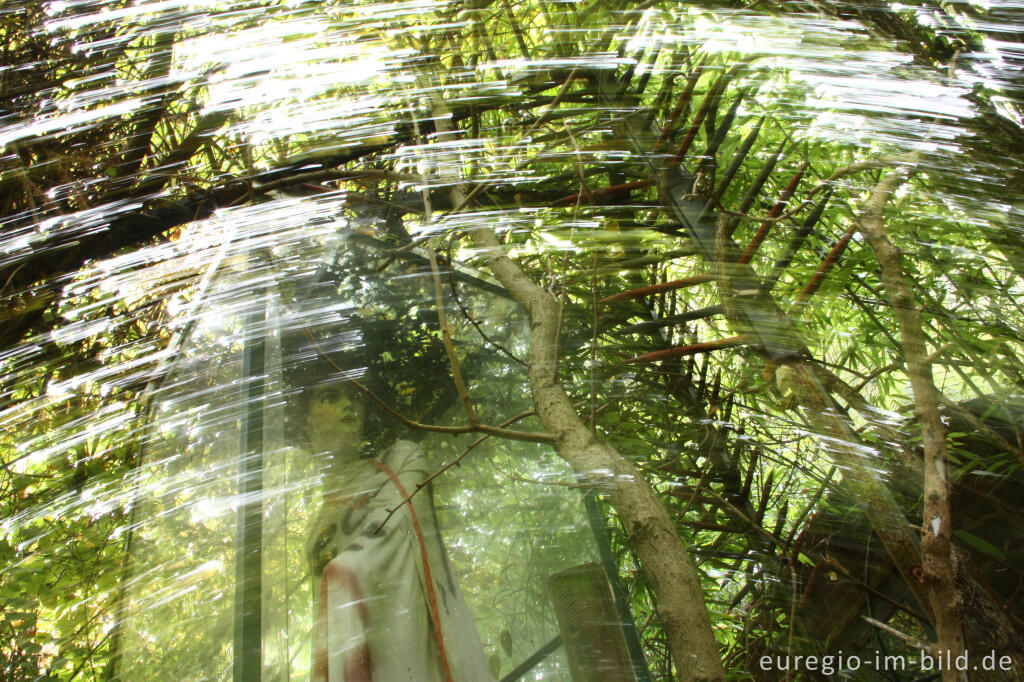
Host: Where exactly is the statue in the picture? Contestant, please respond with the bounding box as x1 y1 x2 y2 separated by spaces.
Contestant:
298 380 493 682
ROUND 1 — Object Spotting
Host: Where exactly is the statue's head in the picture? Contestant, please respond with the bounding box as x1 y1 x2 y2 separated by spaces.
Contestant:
281 307 449 450
281 323 386 453
303 382 366 456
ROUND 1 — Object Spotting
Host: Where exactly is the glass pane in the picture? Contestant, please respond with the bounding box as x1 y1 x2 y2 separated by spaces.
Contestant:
113 224 612 681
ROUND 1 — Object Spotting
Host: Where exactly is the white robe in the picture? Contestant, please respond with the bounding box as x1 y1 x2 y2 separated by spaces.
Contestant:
309 441 492 682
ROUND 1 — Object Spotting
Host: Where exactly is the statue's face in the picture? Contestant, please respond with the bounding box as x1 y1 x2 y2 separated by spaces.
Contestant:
305 384 365 455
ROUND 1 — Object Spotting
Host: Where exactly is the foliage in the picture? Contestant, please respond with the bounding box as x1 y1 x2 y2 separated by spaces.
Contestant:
2 0 1024 679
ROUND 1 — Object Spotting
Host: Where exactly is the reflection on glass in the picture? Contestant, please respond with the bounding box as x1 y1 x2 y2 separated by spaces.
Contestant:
109 235 618 681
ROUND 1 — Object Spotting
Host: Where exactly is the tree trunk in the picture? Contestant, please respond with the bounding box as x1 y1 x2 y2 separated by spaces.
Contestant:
422 95 727 681
858 163 965 681
472 226 727 681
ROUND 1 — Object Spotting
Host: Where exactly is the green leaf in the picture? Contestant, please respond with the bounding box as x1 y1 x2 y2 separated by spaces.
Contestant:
953 530 1005 561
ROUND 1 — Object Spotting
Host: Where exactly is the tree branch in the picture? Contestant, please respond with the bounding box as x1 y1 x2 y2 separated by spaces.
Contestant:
422 95 728 680
347 379 554 444
375 409 539 532
857 158 965 677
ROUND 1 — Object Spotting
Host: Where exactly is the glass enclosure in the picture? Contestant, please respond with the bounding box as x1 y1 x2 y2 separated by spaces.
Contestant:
108 212 642 681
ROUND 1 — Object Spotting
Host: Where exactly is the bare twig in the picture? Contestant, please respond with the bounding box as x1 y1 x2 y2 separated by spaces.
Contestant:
524 68 580 139
413 112 480 426
349 379 554 443
446 266 525 366
375 409 539 531
862 616 936 654
300 327 553 444
427 238 479 424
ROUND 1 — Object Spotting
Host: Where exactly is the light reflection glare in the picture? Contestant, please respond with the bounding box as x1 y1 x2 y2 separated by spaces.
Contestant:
2 0 1023 679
